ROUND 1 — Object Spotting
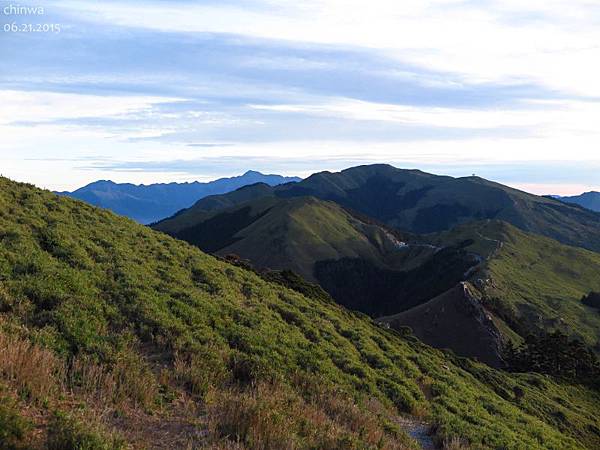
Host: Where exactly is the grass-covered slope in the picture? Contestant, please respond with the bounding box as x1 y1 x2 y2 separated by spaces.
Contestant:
437 220 600 349
154 195 476 316
1 177 600 449
156 195 407 282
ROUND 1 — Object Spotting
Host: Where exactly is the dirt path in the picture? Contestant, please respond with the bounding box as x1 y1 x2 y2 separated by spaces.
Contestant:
396 416 436 450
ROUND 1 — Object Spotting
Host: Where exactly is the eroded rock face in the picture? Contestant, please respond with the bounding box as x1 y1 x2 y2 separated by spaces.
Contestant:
379 282 505 367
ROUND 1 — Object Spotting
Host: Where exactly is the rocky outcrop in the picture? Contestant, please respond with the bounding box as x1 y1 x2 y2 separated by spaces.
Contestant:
379 282 504 367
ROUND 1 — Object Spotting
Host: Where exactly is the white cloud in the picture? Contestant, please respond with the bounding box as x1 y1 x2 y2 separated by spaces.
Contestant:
3 1 599 192
0 90 180 124
55 0 600 96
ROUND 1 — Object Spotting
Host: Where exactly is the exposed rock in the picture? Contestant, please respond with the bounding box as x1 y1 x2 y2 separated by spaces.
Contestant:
379 282 505 367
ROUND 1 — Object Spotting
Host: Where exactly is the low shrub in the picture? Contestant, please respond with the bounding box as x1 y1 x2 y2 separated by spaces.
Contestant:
0 395 30 450
46 412 125 450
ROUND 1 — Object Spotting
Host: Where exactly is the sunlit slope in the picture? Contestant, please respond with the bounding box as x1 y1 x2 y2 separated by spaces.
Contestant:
0 178 599 449
438 220 600 348
157 195 406 281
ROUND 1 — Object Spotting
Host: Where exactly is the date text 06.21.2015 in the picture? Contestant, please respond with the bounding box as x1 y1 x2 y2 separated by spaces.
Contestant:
3 22 61 33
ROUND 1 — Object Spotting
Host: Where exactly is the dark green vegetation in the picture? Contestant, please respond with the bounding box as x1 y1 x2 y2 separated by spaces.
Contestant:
2 177 600 448
314 244 477 317
59 171 300 224
582 292 600 309
504 331 600 383
558 191 600 213
155 194 475 316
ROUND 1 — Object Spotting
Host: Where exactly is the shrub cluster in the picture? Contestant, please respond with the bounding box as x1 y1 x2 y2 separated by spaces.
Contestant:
504 331 600 383
582 292 600 309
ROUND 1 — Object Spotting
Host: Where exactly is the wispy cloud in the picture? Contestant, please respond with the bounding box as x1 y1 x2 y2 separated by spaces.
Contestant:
1 0 600 193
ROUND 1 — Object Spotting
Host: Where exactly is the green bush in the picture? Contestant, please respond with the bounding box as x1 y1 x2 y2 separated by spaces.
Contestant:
0 396 29 450
47 412 124 450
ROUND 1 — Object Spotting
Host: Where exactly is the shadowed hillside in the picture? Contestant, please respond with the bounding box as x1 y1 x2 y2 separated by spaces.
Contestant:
558 192 600 212
154 195 477 316
379 283 504 367
2 177 600 449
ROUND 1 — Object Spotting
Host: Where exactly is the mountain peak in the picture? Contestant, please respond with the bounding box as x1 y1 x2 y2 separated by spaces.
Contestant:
59 172 300 224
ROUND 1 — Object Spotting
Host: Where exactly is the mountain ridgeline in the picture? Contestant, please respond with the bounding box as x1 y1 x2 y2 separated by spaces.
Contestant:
157 164 600 253
58 171 301 224
153 194 480 317
558 191 600 212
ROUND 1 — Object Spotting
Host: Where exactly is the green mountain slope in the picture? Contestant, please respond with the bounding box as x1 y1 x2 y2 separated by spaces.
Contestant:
156 184 600 367
440 221 600 348
156 164 600 253
154 195 477 317
401 220 598 351
1 177 600 449
157 195 410 281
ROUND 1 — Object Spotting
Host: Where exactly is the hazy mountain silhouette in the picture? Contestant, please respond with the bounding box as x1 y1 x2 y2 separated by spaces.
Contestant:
58 170 301 223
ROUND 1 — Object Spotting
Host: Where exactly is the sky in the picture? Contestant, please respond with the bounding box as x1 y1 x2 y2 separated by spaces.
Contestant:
1 0 600 194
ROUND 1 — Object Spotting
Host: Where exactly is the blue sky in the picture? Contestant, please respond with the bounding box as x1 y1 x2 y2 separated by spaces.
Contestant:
1 0 600 193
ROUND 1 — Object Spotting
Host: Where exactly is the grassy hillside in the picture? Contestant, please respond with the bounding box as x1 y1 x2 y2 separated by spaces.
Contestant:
156 195 408 282
153 195 476 316
157 164 600 253
437 220 600 349
1 177 600 449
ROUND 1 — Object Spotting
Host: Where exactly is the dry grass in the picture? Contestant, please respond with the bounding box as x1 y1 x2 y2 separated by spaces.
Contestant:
0 331 64 402
111 349 160 409
0 328 158 411
205 381 412 450
0 328 172 448
443 436 471 450
0 328 417 450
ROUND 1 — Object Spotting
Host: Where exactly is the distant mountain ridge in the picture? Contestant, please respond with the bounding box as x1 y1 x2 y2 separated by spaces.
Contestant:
155 164 600 253
57 171 301 224
557 191 600 212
